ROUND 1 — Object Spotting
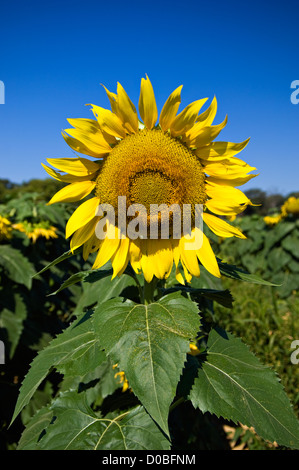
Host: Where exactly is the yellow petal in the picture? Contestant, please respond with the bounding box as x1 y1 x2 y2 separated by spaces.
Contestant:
203 160 257 187
66 118 99 132
102 83 139 134
196 96 217 126
138 75 158 130
116 82 139 134
181 260 192 283
203 212 246 239
205 183 252 215
140 255 154 283
92 229 120 270
139 239 155 283
68 116 117 146
62 132 103 159
185 96 218 142
65 119 112 154
47 157 100 176
129 240 142 274
83 232 102 260
64 125 111 156
140 239 173 281
47 181 96 205
159 85 183 132
203 160 256 177
151 239 173 279
170 98 208 137
175 265 185 285
65 197 100 239
90 105 126 139
195 138 250 161
41 163 95 183
207 173 258 187
101 84 119 115
179 232 201 277
70 216 99 252
190 115 228 148
196 232 220 278
111 236 130 279
171 239 180 267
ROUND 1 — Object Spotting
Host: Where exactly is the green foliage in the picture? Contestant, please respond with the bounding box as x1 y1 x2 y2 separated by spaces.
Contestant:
217 215 299 298
0 246 35 289
19 396 169 451
93 293 200 436
0 178 64 204
1 191 299 451
190 328 299 449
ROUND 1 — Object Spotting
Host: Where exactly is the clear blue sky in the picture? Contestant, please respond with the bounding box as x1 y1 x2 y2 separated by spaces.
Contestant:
0 0 298 195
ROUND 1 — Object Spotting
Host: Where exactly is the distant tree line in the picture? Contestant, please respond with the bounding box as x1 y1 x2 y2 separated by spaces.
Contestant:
0 178 64 203
245 188 299 215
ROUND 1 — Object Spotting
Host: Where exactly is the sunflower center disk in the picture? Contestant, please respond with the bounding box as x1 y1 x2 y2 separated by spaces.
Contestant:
129 170 177 208
95 129 207 238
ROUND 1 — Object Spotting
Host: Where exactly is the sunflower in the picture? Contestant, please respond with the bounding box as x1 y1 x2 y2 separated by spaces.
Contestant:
0 216 12 241
264 214 283 226
43 76 256 284
281 196 299 217
13 221 58 243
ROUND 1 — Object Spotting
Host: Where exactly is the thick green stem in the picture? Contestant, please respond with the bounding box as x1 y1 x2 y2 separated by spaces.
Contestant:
143 278 157 304
169 396 185 413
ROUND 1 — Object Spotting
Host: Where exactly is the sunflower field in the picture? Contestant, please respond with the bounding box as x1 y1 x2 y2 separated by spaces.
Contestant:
1 78 299 453
1 185 299 451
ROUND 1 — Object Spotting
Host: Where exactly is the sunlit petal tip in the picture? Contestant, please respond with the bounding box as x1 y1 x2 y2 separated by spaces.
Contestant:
170 98 208 136
139 74 158 130
159 85 183 132
203 212 246 239
100 84 119 114
89 104 126 139
46 157 100 176
65 197 100 239
175 266 185 285
116 82 139 134
196 233 221 278
47 181 96 205
195 95 217 125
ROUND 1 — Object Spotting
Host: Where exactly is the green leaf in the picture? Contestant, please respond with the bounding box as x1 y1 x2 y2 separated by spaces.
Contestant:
48 263 139 297
191 265 223 290
38 392 170 450
281 233 299 258
218 259 279 286
0 293 27 358
289 258 299 273
190 328 299 449
32 248 81 278
264 221 295 253
18 406 53 450
267 246 292 273
0 245 35 288
11 311 104 424
72 274 136 317
48 268 113 296
93 292 201 435
162 286 234 308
